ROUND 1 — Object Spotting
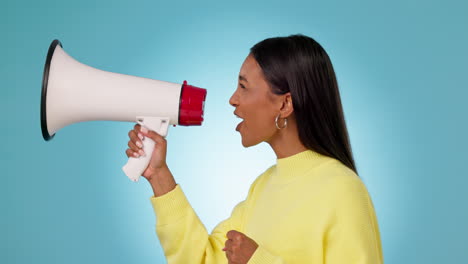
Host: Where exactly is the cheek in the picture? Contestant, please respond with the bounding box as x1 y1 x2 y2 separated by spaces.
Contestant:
243 103 277 139
253 96 276 121
248 109 272 127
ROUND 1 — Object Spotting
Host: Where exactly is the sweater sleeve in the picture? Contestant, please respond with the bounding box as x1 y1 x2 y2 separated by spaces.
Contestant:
150 181 257 264
324 176 384 264
247 245 285 264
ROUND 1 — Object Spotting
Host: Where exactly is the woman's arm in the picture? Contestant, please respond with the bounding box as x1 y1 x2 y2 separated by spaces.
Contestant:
146 164 176 197
128 127 238 263
150 183 252 264
323 176 384 264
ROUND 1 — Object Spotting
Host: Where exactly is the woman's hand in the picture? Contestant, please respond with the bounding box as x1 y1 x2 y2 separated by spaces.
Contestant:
125 124 176 197
125 124 168 179
223 230 258 264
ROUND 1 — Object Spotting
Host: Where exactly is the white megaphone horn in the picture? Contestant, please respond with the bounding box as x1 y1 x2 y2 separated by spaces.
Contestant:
41 39 207 182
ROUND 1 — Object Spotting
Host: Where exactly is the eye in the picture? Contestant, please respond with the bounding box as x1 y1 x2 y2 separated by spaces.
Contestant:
239 83 246 89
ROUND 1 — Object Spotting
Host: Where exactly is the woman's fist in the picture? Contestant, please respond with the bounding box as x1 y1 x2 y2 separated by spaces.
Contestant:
223 230 258 264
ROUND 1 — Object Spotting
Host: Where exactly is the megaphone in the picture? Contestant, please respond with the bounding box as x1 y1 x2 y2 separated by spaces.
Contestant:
41 39 207 182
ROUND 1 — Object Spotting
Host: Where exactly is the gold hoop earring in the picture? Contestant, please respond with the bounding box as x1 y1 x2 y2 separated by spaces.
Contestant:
275 114 288 129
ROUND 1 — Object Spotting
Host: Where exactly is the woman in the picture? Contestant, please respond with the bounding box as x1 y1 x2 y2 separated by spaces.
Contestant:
125 34 384 264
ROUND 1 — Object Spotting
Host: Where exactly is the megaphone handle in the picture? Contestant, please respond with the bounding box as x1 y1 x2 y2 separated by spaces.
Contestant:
122 117 170 182
122 136 156 182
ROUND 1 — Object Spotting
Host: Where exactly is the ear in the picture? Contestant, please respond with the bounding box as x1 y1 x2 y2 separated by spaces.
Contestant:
279 93 294 118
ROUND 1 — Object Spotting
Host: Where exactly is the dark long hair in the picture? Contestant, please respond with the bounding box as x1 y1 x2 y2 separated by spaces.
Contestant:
250 34 358 174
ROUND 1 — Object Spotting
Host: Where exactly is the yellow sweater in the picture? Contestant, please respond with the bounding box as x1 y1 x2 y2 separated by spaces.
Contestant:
150 150 383 263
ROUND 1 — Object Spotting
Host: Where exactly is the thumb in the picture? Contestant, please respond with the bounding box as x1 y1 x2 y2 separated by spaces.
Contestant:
141 128 166 145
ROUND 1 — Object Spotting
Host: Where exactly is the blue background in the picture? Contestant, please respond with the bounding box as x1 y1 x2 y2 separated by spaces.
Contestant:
2 0 467 263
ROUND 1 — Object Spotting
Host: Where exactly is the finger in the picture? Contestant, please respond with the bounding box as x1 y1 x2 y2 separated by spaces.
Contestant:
133 123 141 132
224 249 232 261
224 239 232 249
226 230 241 240
140 126 148 134
129 129 144 146
128 138 140 152
128 141 145 157
125 148 140 158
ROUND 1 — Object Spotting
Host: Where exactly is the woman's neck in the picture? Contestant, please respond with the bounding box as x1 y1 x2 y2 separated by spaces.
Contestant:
267 119 307 159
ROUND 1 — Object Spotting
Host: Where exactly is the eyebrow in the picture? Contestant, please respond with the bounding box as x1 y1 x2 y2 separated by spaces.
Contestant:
238 75 248 83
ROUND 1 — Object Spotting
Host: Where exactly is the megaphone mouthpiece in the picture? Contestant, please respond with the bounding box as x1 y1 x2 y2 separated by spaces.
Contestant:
179 80 207 126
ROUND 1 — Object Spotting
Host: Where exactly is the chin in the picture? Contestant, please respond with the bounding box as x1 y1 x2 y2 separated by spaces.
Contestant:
241 141 251 148
241 137 261 148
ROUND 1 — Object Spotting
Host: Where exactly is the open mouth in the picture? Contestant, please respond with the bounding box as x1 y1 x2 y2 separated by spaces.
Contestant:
234 112 244 131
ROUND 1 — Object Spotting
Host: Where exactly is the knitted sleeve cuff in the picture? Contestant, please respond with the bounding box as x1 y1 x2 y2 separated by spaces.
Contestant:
248 245 283 264
149 184 191 227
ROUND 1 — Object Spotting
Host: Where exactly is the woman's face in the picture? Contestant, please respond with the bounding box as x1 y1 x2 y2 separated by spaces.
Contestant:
229 54 283 147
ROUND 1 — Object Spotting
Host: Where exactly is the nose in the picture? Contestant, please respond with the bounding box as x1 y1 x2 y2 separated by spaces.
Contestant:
229 89 239 107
